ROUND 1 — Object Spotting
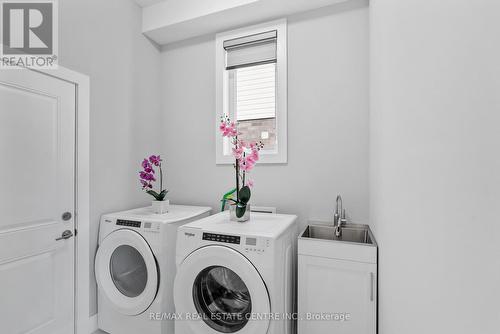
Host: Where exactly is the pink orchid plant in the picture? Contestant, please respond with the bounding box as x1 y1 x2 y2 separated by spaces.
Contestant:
139 155 168 201
219 115 263 218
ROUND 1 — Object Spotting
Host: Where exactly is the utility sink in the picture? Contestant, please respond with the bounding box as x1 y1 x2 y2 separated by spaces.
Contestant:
299 222 378 263
302 224 374 244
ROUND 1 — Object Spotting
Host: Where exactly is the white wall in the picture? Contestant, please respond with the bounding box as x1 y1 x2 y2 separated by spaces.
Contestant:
160 0 369 228
58 0 162 316
370 0 500 333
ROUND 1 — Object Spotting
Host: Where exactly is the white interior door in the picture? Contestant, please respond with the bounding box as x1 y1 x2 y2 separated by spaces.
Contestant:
0 68 76 334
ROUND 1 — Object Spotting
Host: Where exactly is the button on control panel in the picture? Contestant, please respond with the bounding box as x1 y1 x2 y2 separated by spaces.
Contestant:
203 233 240 244
244 237 268 254
116 219 141 228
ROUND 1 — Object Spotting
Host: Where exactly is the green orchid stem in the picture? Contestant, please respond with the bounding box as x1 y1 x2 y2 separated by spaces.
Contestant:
221 188 237 212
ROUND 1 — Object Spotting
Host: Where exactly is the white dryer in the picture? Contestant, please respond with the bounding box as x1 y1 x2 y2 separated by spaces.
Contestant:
174 211 297 334
95 205 211 334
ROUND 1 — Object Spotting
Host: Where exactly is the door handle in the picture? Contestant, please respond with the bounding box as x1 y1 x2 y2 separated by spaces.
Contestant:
56 230 74 241
369 272 374 302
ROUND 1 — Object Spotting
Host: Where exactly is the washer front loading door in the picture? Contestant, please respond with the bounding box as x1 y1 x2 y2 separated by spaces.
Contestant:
95 229 158 315
174 245 271 334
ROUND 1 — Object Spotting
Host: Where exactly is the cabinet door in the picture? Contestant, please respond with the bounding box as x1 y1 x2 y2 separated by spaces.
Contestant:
298 255 376 334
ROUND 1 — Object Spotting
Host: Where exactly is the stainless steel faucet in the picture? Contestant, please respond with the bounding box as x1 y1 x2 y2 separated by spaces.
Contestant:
334 195 346 237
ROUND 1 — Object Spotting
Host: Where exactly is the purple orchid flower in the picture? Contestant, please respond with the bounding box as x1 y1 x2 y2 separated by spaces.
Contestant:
149 155 161 166
142 159 151 169
139 171 156 181
140 179 150 189
139 154 168 201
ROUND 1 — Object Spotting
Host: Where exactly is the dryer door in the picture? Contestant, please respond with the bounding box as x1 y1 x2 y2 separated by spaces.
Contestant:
174 245 270 334
95 229 158 315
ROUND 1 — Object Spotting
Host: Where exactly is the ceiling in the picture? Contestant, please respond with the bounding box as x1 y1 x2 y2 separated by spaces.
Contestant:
134 0 166 8
142 0 353 45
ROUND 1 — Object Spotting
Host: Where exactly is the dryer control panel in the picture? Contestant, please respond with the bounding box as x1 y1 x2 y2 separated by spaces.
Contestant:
116 219 141 228
111 219 160 232
203 233 240 244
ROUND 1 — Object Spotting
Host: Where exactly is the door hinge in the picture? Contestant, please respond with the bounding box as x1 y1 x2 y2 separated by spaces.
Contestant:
74 229 78 237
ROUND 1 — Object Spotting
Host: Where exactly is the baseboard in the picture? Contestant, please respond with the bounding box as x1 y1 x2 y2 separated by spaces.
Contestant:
89 314 98 333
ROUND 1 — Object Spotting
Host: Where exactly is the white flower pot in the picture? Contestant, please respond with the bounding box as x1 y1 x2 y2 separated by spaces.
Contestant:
152 199 169 214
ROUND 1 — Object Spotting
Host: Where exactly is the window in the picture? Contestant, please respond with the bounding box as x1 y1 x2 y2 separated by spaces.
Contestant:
229 63 277 152
216 20 287 164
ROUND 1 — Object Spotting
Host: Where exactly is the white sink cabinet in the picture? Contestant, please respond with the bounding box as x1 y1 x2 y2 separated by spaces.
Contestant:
297 223 378 334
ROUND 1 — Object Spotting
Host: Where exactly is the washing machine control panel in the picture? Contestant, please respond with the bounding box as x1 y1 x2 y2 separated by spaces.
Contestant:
203 233 240 244
243 237 270 254
199 231 270 254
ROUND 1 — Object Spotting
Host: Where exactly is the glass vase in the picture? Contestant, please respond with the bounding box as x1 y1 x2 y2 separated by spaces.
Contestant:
229 204 251 222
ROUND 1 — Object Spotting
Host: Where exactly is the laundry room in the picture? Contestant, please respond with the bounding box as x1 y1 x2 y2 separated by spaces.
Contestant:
0 0 499 334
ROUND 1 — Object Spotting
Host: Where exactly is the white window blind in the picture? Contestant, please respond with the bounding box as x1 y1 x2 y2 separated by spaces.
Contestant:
235 63 276 121
224 30 277 70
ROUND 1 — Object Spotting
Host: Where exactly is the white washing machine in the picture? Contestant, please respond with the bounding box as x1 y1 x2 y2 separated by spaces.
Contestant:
174 211 297 334
95 205 211 334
